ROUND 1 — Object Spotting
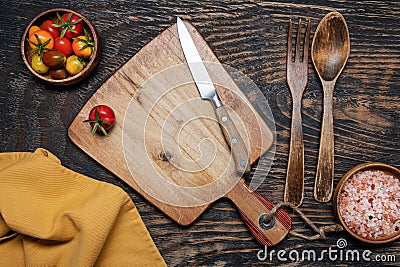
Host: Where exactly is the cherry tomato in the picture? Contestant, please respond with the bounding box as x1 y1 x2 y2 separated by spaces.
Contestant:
54 37 73 57
28 25 40 36
72 35 93 58
41 20 60 39
31 53 49 74
42 51 66 68
49 68 68 79
84 105 116 136
28 30 54 49
55 12 83 39
65 55 84 75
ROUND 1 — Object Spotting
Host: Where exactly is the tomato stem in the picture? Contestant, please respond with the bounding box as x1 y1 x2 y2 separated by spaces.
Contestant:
53 12 83 38
26 34 52 60
73 29 94 59
83 108 110 136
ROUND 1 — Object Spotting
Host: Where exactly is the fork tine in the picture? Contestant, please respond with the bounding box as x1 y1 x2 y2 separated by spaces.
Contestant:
295 19 302 62
287 19 292 63
303 19 311 62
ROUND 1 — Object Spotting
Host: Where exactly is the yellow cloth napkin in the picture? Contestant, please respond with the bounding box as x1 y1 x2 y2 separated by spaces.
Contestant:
0 148 166 266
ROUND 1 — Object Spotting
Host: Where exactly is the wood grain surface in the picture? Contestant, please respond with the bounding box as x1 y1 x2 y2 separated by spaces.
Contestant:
1 0 399 266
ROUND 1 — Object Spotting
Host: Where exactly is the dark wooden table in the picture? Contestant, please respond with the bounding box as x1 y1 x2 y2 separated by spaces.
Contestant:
1 0 399 265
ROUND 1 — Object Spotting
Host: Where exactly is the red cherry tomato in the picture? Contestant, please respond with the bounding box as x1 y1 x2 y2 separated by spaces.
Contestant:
54 37 73 57
56 12 83 39
49 68 68 79
42 51 66 68
84 105 116 136
41 20 60 39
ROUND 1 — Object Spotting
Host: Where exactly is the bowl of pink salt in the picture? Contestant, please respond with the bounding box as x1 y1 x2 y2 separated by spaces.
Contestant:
333 162 400 244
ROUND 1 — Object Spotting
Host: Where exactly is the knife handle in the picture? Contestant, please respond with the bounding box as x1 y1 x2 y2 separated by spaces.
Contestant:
215 105 250 173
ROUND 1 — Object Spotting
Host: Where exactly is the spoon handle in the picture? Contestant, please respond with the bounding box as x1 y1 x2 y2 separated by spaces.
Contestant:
314 81 335 202
284 96 304 207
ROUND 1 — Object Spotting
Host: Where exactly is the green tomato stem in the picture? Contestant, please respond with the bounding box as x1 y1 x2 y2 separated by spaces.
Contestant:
83 109 110 136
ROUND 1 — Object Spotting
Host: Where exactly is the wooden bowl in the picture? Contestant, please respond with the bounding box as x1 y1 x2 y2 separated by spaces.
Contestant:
333 162 400 244
21 8 100 85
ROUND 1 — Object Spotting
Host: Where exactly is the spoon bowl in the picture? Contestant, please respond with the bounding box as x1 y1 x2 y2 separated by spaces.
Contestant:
312 12 350 202
312 12 350 81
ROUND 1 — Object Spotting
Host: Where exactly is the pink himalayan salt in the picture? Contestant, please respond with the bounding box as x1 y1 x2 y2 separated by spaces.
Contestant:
339 169 400 239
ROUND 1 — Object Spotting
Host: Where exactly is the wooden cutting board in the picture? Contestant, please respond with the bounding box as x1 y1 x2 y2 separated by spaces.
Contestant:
69 21 291 245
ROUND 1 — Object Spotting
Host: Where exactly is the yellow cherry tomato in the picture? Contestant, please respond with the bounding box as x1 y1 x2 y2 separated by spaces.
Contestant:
28 25 40 36
31 53 49 74
66 55 84 75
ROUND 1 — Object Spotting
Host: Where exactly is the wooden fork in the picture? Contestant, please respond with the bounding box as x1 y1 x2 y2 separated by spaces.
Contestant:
284 19 311 207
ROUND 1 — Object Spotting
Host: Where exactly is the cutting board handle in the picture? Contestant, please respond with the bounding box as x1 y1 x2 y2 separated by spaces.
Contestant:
225 179 291 246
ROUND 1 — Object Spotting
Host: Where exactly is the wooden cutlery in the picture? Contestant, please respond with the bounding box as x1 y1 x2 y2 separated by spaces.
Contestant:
312 12 350 202
284 18 311 207
284 12 349 204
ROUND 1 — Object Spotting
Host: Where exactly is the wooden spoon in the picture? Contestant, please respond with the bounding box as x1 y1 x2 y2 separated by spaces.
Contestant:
312 12 350 202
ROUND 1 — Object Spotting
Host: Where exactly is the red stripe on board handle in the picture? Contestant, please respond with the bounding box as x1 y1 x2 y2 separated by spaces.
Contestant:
226 179 292 246
247 184 292 231
236 206 274 246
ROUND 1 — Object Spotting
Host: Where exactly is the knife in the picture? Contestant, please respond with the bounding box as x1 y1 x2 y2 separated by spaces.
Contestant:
177 17 250 173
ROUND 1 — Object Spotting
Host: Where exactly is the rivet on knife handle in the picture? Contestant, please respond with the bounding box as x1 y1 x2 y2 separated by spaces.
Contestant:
215 105 250 173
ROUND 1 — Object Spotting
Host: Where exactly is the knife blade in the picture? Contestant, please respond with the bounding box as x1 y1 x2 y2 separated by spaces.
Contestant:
177 17 250 173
